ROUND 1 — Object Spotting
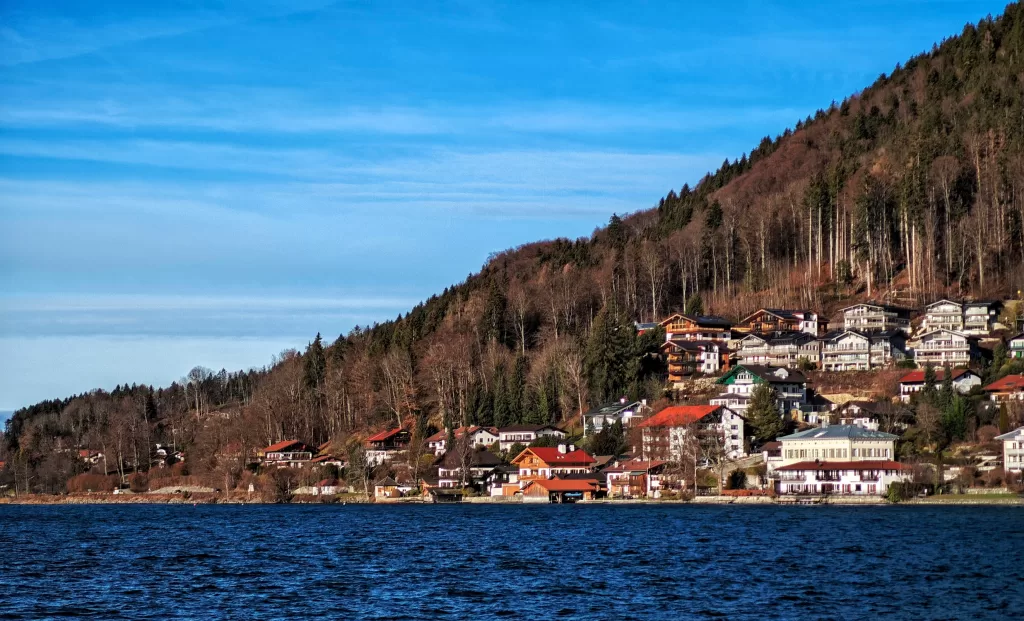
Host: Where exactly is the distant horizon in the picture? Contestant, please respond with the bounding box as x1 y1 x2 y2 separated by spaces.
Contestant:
0 0 1008 410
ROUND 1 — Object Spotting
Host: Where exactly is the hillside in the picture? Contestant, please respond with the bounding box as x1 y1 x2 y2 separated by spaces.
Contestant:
3 3 1024 492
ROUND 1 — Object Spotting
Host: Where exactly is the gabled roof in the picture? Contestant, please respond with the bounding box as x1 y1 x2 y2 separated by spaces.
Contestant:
779 425 897 441
742 308 817 323
659 314 732 328
523 479 599 492
603 460 668 473
425 425 497 444
716 364 807 385
1006 332 1024 343
995 427 1024 440
512 447 595 466
436 448 502 469
637 405 721 428
366 428 406 443
839 302 914 314
498 424 564 434
662 339 720 352
263 440 312 453
584 400 643 417
925 299 963 309
776 460 909 471
917 328 970 340
899 368 977 384
984 374 1024 393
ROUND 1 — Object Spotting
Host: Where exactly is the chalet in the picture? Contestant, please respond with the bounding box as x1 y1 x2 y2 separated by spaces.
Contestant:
963 301 1002 335
898 368 982 402
365 428 411 466
637 404 746 461
583 399 649 435
819 330 906 371
995 427 1024 473
511 445 596 487
435 448 502 489
840 303 912 334
774 460 910 496
374 476 401 499
735 332 820 369
497 424 566 452
777 425 898 467
260 440 317 468
712 364 807 415
737 309 828 337
913 329 977 367
663 340 726 384
659 313 732 342
521 478 598 503
425 426 499 456
1007 333 1024 360
832 401 912 432
922 299 965 332
604 460 669 498
983 375 1024 402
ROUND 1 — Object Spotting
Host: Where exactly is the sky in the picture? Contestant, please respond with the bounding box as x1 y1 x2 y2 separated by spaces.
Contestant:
0 0 1009 411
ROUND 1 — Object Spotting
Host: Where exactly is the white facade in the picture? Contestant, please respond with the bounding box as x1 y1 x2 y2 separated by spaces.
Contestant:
995 427 1024 473
775 462 909 496
778 425 898 467
841 304 912 334
914 329 972 366
711 366 807 415
821 331 904 371
922 300 964 332
963 302 999 335
898 370 981 402
497 426 566 452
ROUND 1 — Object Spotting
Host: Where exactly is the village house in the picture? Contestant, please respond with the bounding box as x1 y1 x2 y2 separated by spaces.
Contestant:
963 301 1002 335
497 424 566 452
582 399 649 435
435 448 502 489
995 427 1024 473
485 464 520 497
983 375 1024 402
521 478 598 503
1007 333 1024 360
260 440 317 468
922 299 965 332
603 460 669 498
773 461 910 496
659 313 732 341
663 340 726 384
778 425 898 466
913 329 978 367
832 401 912 431
736 308 828 337
365 428 411 466
735 332 821 369
425 426 499 456
637 404 746 461
840 303 913 334
820 330 907 371
293 478 343 496
712 364 807 415
78 449 104 466
511 445 596 487
898 368 982 402
761 441 783 475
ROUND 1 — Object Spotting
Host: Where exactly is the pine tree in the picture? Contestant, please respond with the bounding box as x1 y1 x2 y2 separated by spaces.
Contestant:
684 293 704 316
585 308 637 404
747 383 784 444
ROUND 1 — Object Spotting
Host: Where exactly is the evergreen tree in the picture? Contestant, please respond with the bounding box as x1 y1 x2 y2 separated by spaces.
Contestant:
747 383 784 444
303 333 326 395
998 403 1010 434
684 293 704 316
585 308 638 404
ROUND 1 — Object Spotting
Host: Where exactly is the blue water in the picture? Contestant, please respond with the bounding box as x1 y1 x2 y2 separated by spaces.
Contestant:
1 504 1021 620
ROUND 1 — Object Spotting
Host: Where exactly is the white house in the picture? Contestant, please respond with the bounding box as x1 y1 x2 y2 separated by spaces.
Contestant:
898 368 982 402
773 460 910 496
425 426 499 456
922 299 964 332
840 303 912 334
735 332 821 369
820 330 907 371
637 404 747 461
1008 333 1024 360
582 399 649 435
497 424 566 452
712 364 807 415
963 301 1001 335
995 427 1024 473
778 425 899 466
913 329 976 367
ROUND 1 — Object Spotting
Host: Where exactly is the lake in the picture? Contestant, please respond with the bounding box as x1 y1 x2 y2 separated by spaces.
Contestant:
0 504 1020 620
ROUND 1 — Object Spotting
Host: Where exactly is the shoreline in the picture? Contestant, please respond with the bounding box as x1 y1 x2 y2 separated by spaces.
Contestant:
2 493 1021 506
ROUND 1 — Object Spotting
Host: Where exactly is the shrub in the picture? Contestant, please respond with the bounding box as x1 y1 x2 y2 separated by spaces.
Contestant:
66 473 119 493
128 472 149 493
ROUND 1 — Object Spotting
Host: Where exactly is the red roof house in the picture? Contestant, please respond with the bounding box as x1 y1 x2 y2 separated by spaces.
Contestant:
984 374 1024 402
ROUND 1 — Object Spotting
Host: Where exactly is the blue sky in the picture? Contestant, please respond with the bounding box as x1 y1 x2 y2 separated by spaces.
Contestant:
0 0 1008 410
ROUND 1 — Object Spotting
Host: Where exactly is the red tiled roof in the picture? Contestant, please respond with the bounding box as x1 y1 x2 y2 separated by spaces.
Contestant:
984 374 1024 392
366 428 404 442
604 460 667 473
514 447 596 466
263 440 304 453
425 426 494 443
776 460 909 471
525 479 599 492
899 368 974 384
637 405 720 428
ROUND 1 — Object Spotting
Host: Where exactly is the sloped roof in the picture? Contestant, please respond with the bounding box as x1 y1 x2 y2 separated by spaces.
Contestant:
779 425 898 441
899 368 976 384
436 448 502 469
498 424 563 434
366 428 405 443
603 460 668 473
263 440 311 453
776 460 909 471
513 447 595 466
637 405 720 428
984 374 1024 392
716 364 807 385
524 479 599 492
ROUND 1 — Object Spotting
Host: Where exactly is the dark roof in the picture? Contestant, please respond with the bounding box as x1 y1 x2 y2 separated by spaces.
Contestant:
498 424 564 434
584 400 642 416
262 440 313 453
436 448 502 469
718 364 807 385
780 425 898 441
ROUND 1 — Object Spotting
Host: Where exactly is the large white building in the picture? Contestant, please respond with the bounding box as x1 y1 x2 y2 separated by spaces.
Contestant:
840 303 912 334
773 425 909 495
913 329 976 366
995 427 1024 473
819 330 906 371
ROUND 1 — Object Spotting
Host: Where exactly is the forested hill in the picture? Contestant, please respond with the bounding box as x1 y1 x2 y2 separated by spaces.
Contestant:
4 4 1024 491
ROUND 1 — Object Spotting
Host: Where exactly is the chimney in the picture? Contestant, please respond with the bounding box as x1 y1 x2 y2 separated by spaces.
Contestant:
557 444 567 454
568 444 575 453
